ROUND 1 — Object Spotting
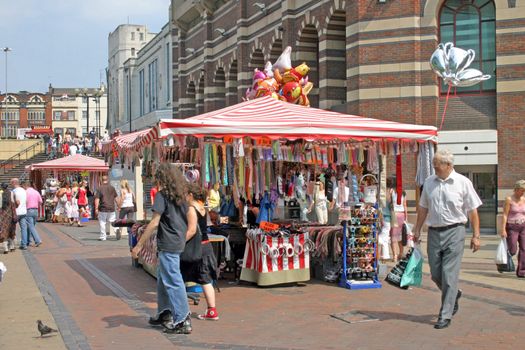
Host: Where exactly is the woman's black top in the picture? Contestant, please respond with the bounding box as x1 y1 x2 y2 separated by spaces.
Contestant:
191 205 209 241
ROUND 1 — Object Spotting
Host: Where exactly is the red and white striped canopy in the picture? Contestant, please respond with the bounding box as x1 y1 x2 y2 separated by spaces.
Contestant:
134 96 437 148
101 128 153 153
27 154 109 172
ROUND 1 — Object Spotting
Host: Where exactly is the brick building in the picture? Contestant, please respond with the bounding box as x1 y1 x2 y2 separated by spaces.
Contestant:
163 0 525 233
0 92 52 138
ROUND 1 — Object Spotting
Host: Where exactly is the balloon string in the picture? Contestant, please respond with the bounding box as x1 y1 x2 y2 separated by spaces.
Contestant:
439 85 452 131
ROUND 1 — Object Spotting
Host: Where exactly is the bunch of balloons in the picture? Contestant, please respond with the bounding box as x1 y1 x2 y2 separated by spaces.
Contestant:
429 42 491 130
429 42 491 87
244 46 314 106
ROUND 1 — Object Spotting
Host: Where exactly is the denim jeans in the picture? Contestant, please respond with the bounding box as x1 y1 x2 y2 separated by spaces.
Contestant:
156 251 189 325
26 208 42 245
18 215 29 248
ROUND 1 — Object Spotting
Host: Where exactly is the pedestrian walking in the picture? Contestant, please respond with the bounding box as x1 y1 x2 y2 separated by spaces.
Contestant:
77 180 89 226
183 183 219 321
500 179 525 278
0 183 17 253
131 163 192 334
94 175 118 241
23 181 43 247
413 149 482 329
10 178 29 250
389 177 408 261
116 179 135 241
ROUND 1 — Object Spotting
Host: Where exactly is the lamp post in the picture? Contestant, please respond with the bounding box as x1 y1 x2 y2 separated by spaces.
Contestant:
75 88 91 137
92 89 103 138
2 47 12 138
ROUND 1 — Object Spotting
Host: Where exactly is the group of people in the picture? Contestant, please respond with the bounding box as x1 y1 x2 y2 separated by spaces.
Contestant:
0 178 43 252
44 128 109 159
51 180 90 227
132 164 220 335
93 176 136 241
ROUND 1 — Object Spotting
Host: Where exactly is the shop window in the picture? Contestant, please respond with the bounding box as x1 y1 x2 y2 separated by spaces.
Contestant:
439 0 495 94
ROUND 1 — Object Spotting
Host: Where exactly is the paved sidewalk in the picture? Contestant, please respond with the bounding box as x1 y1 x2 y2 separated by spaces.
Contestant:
0 248 66 350
416 232 524 292
1 222 524 350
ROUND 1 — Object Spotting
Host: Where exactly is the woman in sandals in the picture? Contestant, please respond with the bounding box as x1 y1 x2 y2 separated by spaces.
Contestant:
183 183 219 321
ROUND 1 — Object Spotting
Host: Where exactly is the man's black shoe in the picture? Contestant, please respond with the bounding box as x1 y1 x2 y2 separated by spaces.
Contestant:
434 318 451 329
148 310 172 326
453 289 462 316
163 315 192 334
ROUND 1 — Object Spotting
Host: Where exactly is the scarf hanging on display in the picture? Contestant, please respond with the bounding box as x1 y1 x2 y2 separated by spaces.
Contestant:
221 144 228 186
203 144 210 184
396 153 403 205
367 144 379 174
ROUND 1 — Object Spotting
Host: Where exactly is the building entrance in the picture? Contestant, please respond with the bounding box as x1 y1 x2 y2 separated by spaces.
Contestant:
456 165 497 234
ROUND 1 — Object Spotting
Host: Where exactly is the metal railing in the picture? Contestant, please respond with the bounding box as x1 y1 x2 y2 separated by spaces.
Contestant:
0 140 45 175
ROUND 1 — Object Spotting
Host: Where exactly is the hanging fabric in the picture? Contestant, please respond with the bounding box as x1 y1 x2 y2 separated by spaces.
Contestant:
396 153 403 205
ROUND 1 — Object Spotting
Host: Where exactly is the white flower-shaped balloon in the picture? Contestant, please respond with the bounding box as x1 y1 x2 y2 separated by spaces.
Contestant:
429 42 491 87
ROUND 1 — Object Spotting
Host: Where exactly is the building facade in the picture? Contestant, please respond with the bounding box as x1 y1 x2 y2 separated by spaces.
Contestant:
119 23 174 132
107 24 158 132
163 0 525 233
48 86 107 138
0 92 52 138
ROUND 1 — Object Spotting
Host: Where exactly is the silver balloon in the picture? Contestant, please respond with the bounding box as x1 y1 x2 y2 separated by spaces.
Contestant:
429 42 491 88
447 47 475 76
453 68 491 87
429 43 450 78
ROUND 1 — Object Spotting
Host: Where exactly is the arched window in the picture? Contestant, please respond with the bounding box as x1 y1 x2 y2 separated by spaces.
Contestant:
439 0 495 93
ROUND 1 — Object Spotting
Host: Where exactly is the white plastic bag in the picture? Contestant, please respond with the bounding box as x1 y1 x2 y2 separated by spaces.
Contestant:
495 238 508 265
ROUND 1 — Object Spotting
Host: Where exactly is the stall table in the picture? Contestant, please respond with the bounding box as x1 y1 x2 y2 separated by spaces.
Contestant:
240 232 310 286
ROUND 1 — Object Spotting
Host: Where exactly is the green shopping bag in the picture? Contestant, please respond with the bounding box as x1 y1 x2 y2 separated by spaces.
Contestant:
400 246 423 287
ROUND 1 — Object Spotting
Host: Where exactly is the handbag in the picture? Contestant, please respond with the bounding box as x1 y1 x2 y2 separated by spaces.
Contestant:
132 193 137 212
12 206 18 223
401 221 408 246
181 224 202 263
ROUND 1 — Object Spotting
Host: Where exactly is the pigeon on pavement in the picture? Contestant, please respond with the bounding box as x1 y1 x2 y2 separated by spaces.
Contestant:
37 320 58 337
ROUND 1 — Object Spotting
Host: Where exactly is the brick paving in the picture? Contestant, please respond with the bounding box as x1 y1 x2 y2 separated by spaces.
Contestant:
1 221 524 350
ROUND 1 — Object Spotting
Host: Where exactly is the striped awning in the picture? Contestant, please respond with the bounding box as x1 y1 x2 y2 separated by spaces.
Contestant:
27 154 109 172
101 128 152 154
132 96 438 150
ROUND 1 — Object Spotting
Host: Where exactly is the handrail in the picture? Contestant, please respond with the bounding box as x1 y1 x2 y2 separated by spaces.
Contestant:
0 140 45 175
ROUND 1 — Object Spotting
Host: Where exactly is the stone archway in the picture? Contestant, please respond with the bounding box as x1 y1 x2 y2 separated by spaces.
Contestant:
296 24 320 108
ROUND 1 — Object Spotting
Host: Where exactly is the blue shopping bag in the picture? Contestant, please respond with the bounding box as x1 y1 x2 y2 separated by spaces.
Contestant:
400 246 423 287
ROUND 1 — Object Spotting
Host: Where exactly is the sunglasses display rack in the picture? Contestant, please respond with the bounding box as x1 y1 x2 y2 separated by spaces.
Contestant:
339 204 382 290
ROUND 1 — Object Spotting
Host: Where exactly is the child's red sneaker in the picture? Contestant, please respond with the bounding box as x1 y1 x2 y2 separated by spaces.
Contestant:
197 307 219 321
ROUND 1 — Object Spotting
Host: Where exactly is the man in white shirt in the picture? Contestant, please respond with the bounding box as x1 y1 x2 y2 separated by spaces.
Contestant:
413 149 482 330
10 178 29 250
69 143 78 155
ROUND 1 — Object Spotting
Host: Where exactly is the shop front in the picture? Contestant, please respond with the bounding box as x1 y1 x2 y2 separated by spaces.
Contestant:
110 96 437 289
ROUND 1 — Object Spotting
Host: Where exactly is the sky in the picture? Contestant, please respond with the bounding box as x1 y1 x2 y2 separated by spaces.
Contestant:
0 0 170 93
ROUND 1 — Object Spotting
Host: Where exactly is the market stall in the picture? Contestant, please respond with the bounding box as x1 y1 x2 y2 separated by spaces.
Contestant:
26 154 109 221
113 96 437 287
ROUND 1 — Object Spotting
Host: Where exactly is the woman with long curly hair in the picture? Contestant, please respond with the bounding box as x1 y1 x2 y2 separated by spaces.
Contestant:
132 163 193 334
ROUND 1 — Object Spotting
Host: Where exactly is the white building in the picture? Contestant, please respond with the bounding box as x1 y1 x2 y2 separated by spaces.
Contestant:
120 23 174 132
49 86 107 137
107 24 157 132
